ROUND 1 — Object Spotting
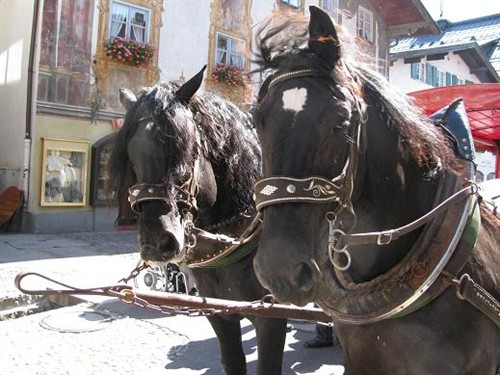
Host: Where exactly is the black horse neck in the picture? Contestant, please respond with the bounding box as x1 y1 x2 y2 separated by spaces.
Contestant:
348 105 440 282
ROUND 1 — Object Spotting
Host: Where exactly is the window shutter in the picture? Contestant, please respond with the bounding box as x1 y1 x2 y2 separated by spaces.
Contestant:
426 64 432 84
452 74 458 85
411 63 418 79
446 72 452 85
432 66 438 86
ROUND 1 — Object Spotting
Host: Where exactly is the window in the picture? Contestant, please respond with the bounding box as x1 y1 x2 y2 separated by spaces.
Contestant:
437 69 446 86
215 33 245 68
37 0 95 107
90 134 115 206
322 0 341 23
281 0 301 8
109 0 150 43
410 62 426 82
410 63 469 88
357 6 373 42
41 139 89 207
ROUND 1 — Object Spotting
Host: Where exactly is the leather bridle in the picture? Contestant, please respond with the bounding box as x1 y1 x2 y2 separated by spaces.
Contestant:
128 163 199 217
254 68 366 270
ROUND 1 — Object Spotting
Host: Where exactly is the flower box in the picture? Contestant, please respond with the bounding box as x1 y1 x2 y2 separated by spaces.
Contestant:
211 64 248 87
104 37 153 68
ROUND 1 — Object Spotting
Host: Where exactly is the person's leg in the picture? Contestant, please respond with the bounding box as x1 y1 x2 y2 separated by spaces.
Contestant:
304 324 334 348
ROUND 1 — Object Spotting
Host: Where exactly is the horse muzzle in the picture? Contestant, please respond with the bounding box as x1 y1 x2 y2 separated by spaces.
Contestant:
138 211 186 264
253 235 322 306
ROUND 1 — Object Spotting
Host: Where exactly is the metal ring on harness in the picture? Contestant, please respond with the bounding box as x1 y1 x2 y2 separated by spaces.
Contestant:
328 228 351 271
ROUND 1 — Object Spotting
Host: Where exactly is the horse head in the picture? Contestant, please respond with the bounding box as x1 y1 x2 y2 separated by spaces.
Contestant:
109 66 218 264
252 6 454 307
109 65 261 267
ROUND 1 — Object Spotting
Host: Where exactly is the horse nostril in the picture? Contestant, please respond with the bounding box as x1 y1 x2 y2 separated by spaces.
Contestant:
293 261 318 292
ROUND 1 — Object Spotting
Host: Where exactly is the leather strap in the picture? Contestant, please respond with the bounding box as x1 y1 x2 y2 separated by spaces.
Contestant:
452 273 500 328
336 185 475 248
254 176 345 210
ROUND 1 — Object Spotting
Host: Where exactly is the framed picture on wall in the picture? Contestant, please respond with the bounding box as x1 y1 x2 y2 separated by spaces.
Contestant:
40 138 89 206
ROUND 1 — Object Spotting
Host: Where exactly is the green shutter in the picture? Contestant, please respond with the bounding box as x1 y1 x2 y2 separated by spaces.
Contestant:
452 74 458 85
446 72 452 85
411 63 419 79
426 64 432 84
432 66 438 86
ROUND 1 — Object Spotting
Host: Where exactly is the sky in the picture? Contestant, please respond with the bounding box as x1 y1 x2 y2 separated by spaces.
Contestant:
420 0 500 22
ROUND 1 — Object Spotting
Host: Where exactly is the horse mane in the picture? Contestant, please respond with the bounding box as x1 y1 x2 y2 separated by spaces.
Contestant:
254 13 458 171
108 81 261 213
189 90 262 211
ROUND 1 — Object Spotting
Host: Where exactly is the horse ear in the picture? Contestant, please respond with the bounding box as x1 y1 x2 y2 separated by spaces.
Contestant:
175 65 207 104
119 88 137 110
308 6 341 68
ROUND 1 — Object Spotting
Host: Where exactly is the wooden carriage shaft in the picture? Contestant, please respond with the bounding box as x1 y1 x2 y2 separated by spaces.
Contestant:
122 289 333 324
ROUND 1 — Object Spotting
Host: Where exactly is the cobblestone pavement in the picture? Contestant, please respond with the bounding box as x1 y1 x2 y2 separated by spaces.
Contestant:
0 231 345 374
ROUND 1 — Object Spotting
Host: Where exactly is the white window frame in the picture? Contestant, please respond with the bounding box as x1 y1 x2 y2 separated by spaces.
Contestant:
418 62 426 82
437 69 446 87
357 6 374 42
108 0 150 43
215 32 245 68
322 0 341 23
281 0 301 9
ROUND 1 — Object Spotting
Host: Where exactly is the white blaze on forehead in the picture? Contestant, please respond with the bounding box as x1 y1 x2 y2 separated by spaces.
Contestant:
282 88 307 113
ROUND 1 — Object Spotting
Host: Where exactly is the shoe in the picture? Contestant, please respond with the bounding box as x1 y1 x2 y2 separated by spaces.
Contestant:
303 337 334 348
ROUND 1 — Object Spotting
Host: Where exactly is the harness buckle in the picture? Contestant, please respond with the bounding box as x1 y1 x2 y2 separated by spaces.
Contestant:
377 231 394 245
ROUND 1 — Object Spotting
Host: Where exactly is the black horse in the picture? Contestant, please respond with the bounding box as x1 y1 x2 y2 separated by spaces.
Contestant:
107 67 287 375
252 7 499 374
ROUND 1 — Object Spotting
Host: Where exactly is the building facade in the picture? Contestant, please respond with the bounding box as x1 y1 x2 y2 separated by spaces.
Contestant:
389 14 500 181
0 0 435 233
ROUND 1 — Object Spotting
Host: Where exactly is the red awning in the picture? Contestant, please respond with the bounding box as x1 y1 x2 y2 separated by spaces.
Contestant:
408 84 500 178
408 84 500 142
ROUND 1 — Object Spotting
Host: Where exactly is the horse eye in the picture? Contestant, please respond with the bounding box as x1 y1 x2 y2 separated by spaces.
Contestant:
334 120 350 130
